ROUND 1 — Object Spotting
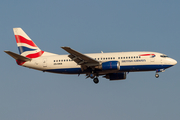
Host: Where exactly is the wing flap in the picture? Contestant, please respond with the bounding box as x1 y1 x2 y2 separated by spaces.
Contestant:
61 47 99 66
4 51 31 62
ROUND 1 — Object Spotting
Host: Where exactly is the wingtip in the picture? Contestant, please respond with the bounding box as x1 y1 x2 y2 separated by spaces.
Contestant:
4 50 10 53
61 46 70 49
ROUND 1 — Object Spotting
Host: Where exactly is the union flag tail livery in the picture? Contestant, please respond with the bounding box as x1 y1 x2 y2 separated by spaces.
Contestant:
5 28 177 84
13 28 44 59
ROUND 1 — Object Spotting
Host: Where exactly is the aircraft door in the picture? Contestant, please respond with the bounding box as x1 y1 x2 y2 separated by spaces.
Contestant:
150 57 155 62
43 58 47 67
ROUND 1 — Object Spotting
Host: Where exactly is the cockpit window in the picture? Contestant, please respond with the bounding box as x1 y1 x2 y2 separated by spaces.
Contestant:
160 54 168 58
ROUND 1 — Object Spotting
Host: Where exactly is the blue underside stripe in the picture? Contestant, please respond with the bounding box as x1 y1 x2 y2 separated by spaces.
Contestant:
45 65 173 74
120 65 172 71
18 46 37 54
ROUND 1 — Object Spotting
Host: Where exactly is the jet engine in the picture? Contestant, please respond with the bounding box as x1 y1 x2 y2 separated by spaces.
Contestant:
104 72 126 80
101 61 120 71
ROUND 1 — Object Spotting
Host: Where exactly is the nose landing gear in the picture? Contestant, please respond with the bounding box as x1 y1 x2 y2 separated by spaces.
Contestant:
155 69 165 78
93 77 99 84
155 73 159 78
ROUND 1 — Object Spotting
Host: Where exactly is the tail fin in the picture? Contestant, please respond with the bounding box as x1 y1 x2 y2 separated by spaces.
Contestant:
13 28 44 58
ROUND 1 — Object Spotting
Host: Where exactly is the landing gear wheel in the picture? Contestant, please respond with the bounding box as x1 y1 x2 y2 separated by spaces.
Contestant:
93 78 99 84
155 74 159 78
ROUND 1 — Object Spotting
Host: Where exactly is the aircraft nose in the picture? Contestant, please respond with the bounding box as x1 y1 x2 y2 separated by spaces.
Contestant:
171 59 177 65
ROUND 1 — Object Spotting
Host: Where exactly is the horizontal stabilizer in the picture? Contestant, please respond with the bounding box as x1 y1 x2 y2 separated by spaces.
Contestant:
4 51 31 61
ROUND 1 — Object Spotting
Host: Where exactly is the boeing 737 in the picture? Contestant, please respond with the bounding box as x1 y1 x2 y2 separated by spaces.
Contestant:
4 28 177 84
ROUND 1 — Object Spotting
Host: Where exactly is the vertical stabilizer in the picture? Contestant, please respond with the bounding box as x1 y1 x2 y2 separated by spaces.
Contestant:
13 28 44 58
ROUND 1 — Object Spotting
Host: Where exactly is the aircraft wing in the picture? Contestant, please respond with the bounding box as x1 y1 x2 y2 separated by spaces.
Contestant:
61 47 100 68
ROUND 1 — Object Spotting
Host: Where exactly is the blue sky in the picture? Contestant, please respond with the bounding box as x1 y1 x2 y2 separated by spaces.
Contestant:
1 0 180 120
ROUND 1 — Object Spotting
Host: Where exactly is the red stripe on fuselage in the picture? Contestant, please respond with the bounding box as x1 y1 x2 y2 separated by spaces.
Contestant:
139 54 155 56
16 60 25 65
26 50 44 59
16 51 44 65
15 35 37 47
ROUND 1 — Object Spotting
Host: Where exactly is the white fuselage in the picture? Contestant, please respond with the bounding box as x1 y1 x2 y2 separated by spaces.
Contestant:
22 51 177 75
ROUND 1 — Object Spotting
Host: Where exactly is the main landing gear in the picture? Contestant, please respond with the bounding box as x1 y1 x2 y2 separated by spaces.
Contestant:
86 70 99 84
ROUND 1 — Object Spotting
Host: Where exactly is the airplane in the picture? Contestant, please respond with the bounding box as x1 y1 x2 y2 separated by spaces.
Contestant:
4 28 177 84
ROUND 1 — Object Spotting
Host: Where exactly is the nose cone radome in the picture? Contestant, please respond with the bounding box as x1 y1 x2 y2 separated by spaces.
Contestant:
171 59 177 65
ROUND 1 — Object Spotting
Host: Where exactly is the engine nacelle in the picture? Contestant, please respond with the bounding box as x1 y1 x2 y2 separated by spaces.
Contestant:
104 73 126 80
102 61 120 71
